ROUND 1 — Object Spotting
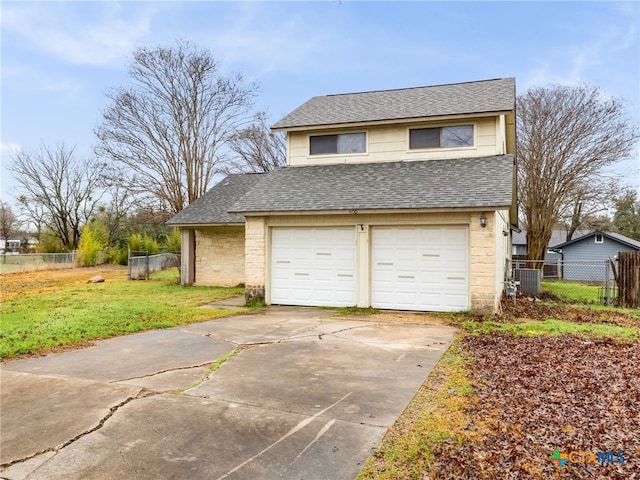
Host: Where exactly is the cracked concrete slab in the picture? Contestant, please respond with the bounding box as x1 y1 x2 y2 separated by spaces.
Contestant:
0 370 140 466
1 395 384 480
2 329 235 383
115 365 212 392
180 307 333 345
187 323 453 427
1 308 456 479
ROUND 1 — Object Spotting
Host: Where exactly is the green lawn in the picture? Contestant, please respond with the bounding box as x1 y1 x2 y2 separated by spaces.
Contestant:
462 317 639 341
0 268 247 358
542 280 601 303
541 280 640 318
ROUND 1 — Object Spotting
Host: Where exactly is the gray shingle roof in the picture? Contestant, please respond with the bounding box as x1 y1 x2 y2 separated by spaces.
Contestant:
166 173 264 226
229 155 514 214
272 78 515 130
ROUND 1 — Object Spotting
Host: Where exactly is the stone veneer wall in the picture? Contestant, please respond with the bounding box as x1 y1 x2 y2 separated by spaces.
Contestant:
194 226 245 286
469 211 498 313
244 216 266 303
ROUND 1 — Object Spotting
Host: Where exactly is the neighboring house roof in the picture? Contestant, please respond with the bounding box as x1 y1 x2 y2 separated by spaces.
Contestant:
229 155 514 215
166 173 264 226
551 231 640 250
272 78 515 130
512 229 591 248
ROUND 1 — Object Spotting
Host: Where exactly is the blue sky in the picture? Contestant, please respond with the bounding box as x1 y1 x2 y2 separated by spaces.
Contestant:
1 0 639 204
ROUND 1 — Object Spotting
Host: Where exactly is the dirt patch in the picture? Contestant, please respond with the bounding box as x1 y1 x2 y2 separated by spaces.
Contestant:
431 334 640 479
0 265 128 302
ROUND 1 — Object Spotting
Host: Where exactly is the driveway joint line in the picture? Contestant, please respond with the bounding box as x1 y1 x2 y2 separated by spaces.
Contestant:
214 392 353 480
183 394 390 428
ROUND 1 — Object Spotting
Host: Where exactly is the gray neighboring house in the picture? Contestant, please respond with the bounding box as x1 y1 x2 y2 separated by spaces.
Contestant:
511 229 591 259
550 231 640 281
168 78 518 313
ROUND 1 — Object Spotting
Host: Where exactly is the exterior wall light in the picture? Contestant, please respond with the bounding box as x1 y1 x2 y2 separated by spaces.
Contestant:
480 212 487 228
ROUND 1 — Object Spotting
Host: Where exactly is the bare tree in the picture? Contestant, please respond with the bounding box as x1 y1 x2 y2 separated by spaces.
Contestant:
95 165 136 247
0 201 18 243
517 84 639 264
95 41 258 214
9 143 106 251
95 186 134 247
16 196 47 244
226 112 286 173
559 177 619 240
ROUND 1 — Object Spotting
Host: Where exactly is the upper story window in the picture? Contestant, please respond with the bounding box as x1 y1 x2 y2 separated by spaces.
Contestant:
310 132 366 155
595 234 604 244
409 125 474 149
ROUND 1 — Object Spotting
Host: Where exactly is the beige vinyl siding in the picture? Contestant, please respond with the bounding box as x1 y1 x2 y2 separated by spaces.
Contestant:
505 112 516 155
493 209 511 310
287 117 500 166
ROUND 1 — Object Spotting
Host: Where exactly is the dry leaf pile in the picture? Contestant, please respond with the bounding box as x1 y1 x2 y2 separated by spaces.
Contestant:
501 297 640 329
432 334 640 479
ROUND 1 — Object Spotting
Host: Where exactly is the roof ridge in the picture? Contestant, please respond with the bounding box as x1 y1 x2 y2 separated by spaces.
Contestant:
321 78 514 98
272 77 516 130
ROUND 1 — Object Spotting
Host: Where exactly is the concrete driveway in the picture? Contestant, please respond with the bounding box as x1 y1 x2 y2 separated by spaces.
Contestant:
1 307 456 480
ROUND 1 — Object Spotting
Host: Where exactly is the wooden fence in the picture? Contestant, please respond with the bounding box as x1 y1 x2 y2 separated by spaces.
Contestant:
617 251 640 309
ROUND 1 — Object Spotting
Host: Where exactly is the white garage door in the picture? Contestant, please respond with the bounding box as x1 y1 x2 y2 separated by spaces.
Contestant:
372 226 469 312
271 227 356 307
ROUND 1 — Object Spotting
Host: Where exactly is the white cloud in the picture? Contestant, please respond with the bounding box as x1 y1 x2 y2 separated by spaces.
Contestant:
1 62 84 98
0 2 155 66
198 3 351 77
0 143 22 156
521 8 639 92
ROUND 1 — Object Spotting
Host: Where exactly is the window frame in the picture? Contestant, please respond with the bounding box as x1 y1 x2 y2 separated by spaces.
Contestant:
407 123 475 151
309 131 367 156
595 234 604 244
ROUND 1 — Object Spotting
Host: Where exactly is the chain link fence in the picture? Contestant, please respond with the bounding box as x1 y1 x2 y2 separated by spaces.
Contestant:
128 251 180 280
510 259 619 305
0 252 79 274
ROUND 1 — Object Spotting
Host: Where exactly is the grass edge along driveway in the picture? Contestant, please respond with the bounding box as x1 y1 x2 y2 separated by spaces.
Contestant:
355 305 640 480
0 267 248 359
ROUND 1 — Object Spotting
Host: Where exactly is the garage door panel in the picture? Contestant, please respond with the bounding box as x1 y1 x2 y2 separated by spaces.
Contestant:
372 226 469 312
271 227 356 307
445 228 467 242
443 250 468 263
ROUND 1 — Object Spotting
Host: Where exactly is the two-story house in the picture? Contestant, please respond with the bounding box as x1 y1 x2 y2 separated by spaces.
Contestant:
167 78 517 313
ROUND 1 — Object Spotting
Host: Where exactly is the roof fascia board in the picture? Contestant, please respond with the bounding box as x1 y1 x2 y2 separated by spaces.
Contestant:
271 110 513 132
165 222 245 228
602 233 640 250
231 206 512 216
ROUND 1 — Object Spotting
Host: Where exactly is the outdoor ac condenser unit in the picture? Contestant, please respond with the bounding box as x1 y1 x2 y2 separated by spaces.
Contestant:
514 268 541 296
